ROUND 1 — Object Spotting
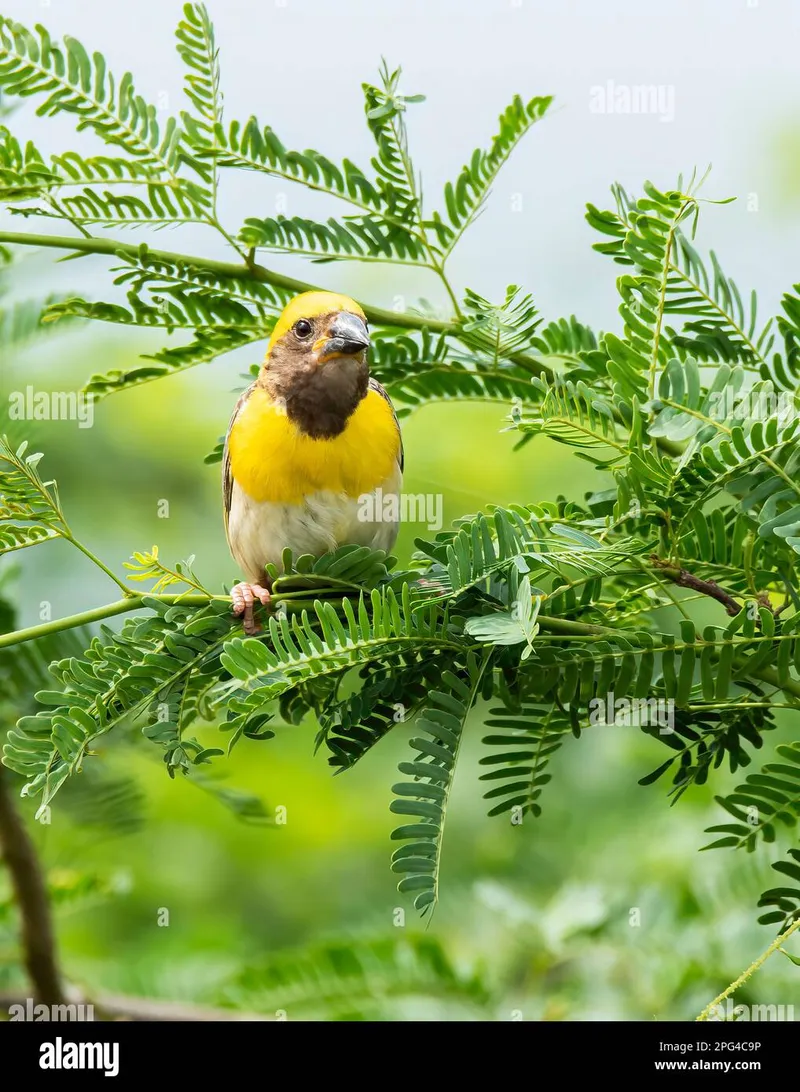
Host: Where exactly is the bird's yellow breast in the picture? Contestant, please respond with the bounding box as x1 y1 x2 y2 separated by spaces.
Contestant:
228 386 400 504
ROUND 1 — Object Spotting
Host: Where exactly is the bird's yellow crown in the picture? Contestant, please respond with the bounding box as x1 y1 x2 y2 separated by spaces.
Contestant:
266 291 366 353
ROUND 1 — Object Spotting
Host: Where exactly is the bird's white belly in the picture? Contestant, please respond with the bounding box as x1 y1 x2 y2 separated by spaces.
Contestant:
227 466 402 584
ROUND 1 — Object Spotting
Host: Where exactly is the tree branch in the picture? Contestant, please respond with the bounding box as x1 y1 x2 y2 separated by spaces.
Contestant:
653 560 742 617
0 595 216 650
0 767 65 1006
0 229 457 333
0 228 556 373
653 557 774 617
0 229 691 457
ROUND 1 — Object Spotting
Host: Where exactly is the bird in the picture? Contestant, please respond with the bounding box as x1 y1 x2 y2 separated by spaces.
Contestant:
222 290 404 635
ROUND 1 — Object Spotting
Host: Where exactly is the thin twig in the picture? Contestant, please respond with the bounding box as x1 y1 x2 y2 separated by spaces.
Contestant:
652 556 774 618
696 917 800 1021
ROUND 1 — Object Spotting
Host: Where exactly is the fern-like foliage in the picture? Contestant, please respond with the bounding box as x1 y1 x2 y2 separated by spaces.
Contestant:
639 705 776 802
427 94 552 257
208 115 382 208
219 583 455 746
458 284 542 364
175 1 220 186
2 598 236 812
586 181 771 371
219 935 490 1017
44 247 291 396
588 182 696 400
362 61 424 229
0 20 182 171
757 849 800 928
415 506 639 604
323 653 448 772
0 15 213 229
703 742 800 852
519 377 630 465
5 1 800 934
0 437 66 555
479 701 570 818
390 656 487 913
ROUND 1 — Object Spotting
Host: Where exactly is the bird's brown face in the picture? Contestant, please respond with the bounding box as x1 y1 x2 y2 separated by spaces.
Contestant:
261 309 371 439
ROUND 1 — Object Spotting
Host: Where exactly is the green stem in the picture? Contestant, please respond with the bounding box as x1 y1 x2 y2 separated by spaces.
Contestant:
0 595 209 649
433 260 463 320
696 916 800 1021
536 614 607 637
0 230 457 336
649 199 693 400
0 587 370 650
0 228 555 378
64 535 132 596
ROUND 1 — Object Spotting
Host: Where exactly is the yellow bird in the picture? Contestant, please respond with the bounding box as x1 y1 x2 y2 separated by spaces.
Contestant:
223 291 403 633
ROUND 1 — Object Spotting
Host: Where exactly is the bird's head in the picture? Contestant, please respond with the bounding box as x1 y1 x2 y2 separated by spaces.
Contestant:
259 291 371 438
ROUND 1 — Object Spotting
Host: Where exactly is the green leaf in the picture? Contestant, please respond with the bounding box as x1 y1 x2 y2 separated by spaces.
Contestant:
390 658 486 915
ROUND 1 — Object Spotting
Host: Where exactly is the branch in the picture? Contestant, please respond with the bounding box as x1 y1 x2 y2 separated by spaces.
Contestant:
0 229 553 371
0 767 65 1006
0 230 690 457
0 595 203 650
0 229 453 330
653 558 774 617
4 592 800 701
696 916 800 1021
654 561 742 617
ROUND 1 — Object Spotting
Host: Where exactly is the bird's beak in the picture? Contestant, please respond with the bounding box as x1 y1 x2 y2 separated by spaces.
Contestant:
315 312 370 363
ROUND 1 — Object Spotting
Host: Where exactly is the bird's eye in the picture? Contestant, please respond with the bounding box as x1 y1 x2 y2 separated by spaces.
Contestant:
294 319 313 339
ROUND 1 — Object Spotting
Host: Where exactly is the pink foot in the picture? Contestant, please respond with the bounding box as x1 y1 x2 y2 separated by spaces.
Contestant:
232 582 271 635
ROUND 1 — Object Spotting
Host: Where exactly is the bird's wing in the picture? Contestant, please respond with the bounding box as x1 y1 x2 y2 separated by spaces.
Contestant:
369 377 404 473
222 382 257 535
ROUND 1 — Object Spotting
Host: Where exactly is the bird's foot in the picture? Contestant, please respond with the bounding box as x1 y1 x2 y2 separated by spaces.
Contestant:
232 582 271 635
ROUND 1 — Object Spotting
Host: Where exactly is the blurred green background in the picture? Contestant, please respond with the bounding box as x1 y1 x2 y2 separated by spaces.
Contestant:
1 0 800 1021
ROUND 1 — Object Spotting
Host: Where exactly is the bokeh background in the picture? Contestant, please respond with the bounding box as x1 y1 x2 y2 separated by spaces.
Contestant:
2 0 800 1019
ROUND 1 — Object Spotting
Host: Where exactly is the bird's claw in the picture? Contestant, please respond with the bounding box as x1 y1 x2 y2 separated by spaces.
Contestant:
232 582 271 635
